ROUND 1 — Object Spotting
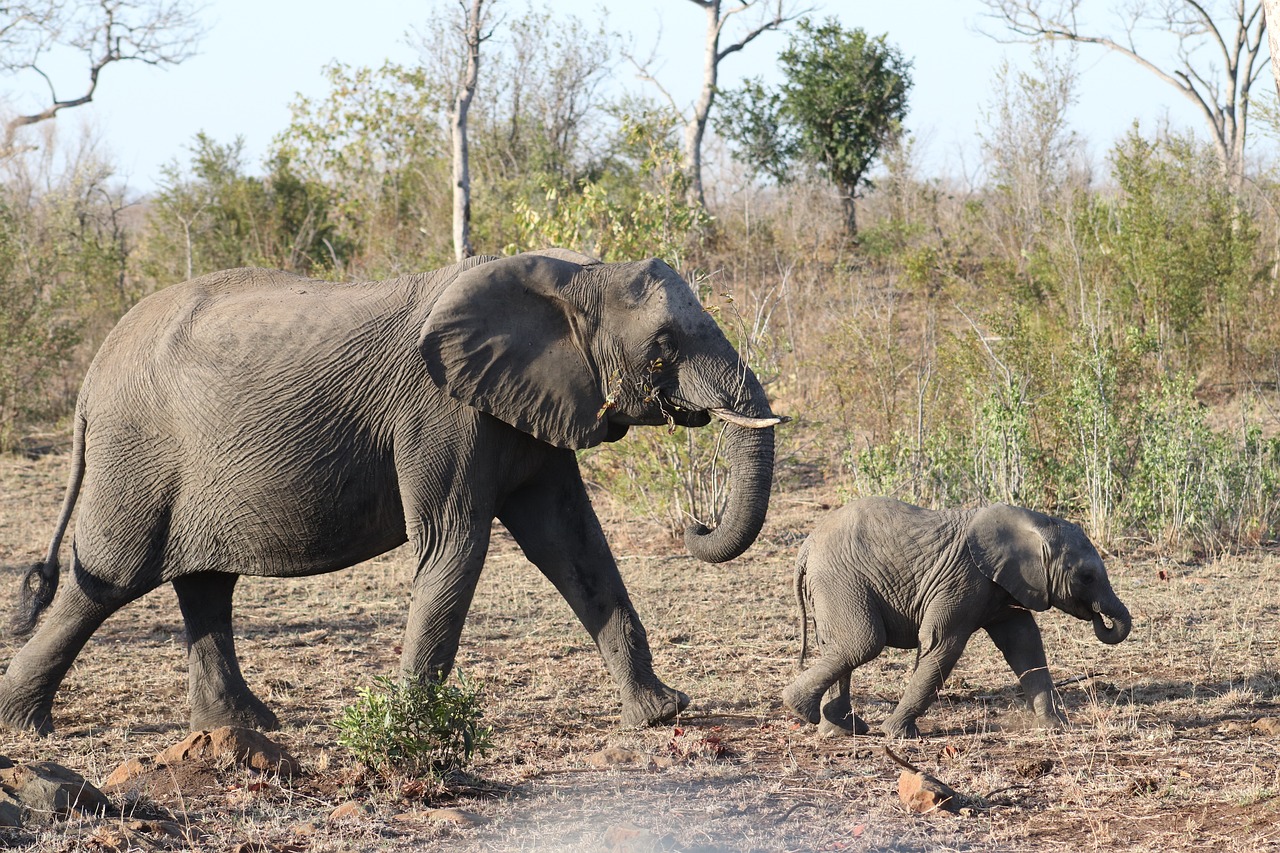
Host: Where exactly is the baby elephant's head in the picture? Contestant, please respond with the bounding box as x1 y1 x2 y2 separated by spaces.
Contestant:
967 505 1132 645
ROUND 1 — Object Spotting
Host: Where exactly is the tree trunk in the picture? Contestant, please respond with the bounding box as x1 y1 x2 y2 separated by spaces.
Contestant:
684 0 722 209
1264 0 1280 100
451 0 487 263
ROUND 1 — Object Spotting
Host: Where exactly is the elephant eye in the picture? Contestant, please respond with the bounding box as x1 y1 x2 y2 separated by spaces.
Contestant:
1078 572 1096 586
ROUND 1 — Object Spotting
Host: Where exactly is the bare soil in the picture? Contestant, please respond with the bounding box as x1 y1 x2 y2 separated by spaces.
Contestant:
0 448 1278 851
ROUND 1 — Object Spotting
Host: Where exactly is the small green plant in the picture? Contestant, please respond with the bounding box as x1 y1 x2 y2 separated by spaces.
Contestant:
334 672 492 778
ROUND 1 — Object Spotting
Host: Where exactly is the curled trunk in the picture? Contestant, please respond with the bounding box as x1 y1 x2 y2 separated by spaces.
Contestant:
1092 598 1132 644
684 420 775 563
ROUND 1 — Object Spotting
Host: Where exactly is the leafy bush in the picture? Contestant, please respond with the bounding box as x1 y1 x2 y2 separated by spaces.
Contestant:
334 672 491 779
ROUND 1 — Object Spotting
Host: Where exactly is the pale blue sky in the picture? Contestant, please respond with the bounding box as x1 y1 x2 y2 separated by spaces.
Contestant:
1 0 1233 194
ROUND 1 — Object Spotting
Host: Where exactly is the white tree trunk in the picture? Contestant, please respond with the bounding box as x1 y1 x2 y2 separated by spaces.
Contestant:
680 0 795 209
451 0 486 263
684 0 722 209
1264 0 1280 101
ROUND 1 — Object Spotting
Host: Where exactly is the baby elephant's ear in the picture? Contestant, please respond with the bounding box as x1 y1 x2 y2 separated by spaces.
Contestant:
965 504 1052 611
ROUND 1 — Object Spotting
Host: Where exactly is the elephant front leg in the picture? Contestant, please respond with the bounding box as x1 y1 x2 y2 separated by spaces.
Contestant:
883 631 969 739
984 610 1064 727
498 455 688 727
173 572 279 731
398 535 490 685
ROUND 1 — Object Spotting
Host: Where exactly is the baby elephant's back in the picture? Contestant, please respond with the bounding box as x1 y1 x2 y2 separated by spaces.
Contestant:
806 497 972 597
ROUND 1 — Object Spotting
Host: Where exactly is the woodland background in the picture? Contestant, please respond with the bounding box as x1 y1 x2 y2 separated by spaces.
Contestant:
4 0 1280 558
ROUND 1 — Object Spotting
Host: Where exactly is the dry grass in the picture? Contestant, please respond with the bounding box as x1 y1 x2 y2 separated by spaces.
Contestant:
0 449 1278 851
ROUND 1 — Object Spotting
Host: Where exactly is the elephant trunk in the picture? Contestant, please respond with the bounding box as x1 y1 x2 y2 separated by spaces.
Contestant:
683 415 776 564
1091 598 1132 645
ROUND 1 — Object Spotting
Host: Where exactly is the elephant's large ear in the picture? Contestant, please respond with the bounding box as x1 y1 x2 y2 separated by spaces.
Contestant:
420 254 608 449
965 505 1052 611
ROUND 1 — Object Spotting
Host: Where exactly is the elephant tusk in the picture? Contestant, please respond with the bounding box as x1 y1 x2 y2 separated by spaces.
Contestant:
709 408 788 429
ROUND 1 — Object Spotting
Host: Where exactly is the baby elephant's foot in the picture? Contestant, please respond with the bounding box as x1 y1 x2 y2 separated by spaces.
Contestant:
881 715 921 739
781 681 821 725
620 682 690 728
818 709 869 738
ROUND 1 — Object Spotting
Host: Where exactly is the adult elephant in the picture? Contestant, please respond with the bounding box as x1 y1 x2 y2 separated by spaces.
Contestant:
0 249 781 734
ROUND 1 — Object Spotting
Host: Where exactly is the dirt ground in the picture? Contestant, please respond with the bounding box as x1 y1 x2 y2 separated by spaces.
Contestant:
0 448 1278 852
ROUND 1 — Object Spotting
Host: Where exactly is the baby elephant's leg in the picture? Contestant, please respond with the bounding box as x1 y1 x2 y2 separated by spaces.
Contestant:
818 673 869 736
984 610 1064 726
882 632 969 739
783 587 884 729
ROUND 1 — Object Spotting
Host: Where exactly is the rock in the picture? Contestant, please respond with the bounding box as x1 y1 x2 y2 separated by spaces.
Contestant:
898 769 961 814
154 727 300 778
603 822 677 852
1253 717 1280 736
424 807 483 826
1015 758 1054 779
0 791 21 827
102 757 153 789
327 801 369 822
0 760 112 823
588 746 648 767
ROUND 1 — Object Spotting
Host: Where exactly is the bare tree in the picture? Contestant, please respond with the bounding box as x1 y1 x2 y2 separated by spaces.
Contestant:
1 0 204 156
1263 0 1280 98
633 1 806 208
445 0 494 262
980 0 1267 189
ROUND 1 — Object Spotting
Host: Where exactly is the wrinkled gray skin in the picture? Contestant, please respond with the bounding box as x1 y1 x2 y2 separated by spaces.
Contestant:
0 249 780 735
782 497 1131 739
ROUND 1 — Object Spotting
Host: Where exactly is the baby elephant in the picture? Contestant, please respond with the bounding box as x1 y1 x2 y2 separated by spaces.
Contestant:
782 497 1131 738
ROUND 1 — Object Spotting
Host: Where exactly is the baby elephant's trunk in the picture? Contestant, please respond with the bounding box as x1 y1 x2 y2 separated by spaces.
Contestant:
1091 598 1131 644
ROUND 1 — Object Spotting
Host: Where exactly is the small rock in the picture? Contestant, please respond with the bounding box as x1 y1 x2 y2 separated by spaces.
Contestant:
588 746 647 767
1015 758 1054 779
424 807 483 827
155 727 300 778
102 757 153 789
327 801 369 822
0 791 21 828
0 760 113 822
603 822 677 852
1252 717 1280 736
898 769 961 814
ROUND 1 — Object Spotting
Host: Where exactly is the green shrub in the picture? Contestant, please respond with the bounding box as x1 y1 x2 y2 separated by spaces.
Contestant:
334 672 491 779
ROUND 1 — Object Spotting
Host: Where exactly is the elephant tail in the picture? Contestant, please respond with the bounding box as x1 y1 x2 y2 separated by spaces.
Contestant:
13 411 85 637
795 537 812 668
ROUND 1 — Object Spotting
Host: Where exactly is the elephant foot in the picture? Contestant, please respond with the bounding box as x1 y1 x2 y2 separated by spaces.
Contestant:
0 682 54 735
1033 711 1068 730
818 706 868 738
781 682 821 725
620 682 690 728
190 692 280 732
881 716 921 739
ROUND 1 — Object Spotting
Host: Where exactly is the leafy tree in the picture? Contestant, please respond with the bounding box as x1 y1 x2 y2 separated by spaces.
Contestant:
715 17 912 237
141 133 343 285
0 148 128 448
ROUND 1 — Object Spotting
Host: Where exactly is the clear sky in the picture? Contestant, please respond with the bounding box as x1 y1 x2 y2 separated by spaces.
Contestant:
0 0 1243 195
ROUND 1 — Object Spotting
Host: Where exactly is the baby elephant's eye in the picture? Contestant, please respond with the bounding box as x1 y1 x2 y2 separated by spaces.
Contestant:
1078 572 1096 586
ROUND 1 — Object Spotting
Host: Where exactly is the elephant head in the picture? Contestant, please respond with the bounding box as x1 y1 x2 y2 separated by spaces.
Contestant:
966 505 1132 644
420 251 781 563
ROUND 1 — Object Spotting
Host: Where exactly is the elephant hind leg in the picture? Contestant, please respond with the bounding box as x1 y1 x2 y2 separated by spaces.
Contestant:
0 556 151 733
783 586 884 729
818 673 869 737
173 572 278 732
